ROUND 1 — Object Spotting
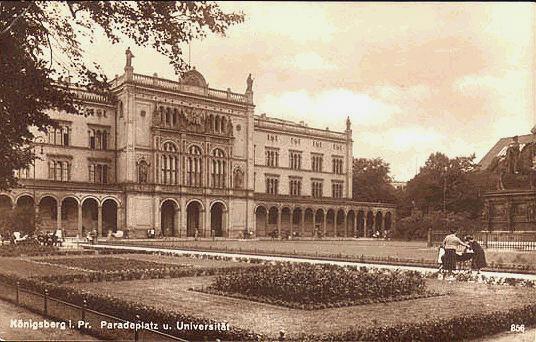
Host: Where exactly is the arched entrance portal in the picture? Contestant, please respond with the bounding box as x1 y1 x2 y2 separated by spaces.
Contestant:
357 210 365 237
187 201 202 237
61 197 79 236
211 202 224 237
81 198 98 237
375 212 383 233
366 211 374 237
39 196 58 232
255 206 267 237
161 200 177 237
102 199 118 236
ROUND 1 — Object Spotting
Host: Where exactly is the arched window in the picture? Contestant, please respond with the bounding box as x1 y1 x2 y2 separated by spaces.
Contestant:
215 116 220 134
187 145 203 187
138 160 149 184
161 142 178 185
211 148 226 188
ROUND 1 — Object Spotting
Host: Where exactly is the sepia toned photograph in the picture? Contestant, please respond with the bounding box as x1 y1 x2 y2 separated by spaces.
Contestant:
0 1 535 341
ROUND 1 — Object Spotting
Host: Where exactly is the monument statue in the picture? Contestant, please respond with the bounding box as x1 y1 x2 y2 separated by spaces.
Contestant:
346 116 351 131
246 73 254 93
125 47 134 68
505 136 520 174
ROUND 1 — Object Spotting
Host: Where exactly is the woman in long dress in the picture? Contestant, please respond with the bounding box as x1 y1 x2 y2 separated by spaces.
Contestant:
467 236 487 273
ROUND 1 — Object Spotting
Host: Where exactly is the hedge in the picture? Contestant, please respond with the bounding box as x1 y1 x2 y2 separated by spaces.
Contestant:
299 303 536 341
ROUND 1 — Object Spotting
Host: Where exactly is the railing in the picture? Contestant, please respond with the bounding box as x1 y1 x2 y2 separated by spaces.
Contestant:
254 116 347 140
0 281 187 341
428 229 536 251
71 89 112 104
130 73 249 104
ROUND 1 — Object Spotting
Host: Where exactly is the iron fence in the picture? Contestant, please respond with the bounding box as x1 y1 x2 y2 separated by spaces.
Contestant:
428 229 536 251
0 280 188 341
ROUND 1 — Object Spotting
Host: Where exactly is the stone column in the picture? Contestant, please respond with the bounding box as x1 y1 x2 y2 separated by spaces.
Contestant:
323 210 327 236
117 207 124 232
78 204 83 237
56 203 62 231
206 207 211 238
175 208 180 237
97 204 103 237
290 209 294 237
200 209 206 238
334 212 338 237
277 208 281 237
312 211 317 237
344 212 348 237
363 214 367 238
300 210 305 236
352 214 357 238
223 209 228 238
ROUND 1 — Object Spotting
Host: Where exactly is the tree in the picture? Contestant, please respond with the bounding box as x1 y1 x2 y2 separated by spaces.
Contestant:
405 152 486 218
0 1 244 190
352 157 398 203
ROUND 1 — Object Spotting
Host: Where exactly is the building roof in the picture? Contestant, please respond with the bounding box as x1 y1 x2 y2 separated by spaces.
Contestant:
478 133 534 169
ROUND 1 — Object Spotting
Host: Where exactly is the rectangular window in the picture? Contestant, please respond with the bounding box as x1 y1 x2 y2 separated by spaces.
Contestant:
265 148 279 167
289 178 302 196
48 159 71 181
332 181 344 198
312 154 323 172
332 157 343 174
289 151 302 170
265 176 279 194
312 180 323 198
47 124 70 146
89 162 110 184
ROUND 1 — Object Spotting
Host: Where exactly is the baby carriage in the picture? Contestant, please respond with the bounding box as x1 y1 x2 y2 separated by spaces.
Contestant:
456 246 474 271
437 245 445 273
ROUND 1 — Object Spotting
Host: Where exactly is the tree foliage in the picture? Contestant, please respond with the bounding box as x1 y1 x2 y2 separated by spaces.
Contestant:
0 1 244 190
405 152 489 218
352 157 398 203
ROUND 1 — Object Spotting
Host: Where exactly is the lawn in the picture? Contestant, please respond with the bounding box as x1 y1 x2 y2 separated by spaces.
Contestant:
40 256 184 272
0 257 84 278
69 275 536 339
106 239 536 269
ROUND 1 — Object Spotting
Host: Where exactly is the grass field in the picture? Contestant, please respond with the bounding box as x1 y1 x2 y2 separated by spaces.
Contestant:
106 239 536 268
69 275 536 339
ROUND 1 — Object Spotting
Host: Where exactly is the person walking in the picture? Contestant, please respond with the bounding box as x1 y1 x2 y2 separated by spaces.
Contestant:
442 229 470 280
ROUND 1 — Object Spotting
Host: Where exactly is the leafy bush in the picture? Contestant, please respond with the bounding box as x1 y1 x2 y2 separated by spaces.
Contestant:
208 264 426 308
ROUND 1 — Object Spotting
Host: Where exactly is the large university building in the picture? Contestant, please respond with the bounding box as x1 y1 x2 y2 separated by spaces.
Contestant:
0 50 395 239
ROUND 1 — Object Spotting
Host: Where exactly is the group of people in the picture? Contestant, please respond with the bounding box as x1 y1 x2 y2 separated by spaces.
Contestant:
438 229 487 279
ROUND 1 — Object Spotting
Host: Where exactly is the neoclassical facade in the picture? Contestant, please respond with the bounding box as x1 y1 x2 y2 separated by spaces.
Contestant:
0 50 395 239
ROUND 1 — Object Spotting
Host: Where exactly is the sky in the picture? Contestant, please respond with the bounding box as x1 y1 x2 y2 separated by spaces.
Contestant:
79 2 535 181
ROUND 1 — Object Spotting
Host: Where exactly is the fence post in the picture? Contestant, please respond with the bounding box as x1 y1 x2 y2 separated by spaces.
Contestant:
16 281 19 305
134 314 141 341
43 289 48 315
427 228 432 248
81 299 87 321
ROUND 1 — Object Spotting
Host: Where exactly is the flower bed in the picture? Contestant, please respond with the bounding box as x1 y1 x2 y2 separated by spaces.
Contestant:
298 303 536 341
201 264 428 309
39 264 263 284
39 256 181 272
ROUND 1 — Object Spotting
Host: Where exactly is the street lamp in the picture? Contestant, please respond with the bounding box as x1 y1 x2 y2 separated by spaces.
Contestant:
32 136 45 233
443 165 448 222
